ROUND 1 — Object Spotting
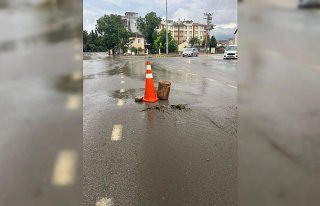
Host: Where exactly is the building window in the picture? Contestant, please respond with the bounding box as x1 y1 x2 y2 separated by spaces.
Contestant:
138 39 141 43
189 31 192 36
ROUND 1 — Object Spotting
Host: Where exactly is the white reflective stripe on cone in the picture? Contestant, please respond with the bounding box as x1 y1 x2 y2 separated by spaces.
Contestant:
146 73 153 78
146 65 152 70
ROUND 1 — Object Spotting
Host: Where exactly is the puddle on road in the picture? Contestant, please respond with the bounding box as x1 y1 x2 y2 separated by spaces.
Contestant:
111 88 145 100
54 73 82 93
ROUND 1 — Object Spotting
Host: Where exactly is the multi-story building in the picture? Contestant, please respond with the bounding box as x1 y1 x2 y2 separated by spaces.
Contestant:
122 12 139 34
157 19 207 45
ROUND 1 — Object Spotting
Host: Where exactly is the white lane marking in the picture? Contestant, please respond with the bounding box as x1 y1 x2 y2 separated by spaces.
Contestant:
66 94 80 110
73 54 81 61
121 81 125 84
96 197 113 206
111 124 123 141
121 76 124 79
228 85 238 89
120 89 125 93
205 78 216 82
52 150 78 186
117 99 124 106
71 71 82 81
206 78 237 89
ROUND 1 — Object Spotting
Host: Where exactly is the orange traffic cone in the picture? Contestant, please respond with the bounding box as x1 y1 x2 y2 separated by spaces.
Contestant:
143 61 159 102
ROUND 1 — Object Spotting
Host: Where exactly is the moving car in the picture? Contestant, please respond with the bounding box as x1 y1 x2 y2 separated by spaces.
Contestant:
182 48 199 57
223 45 238 60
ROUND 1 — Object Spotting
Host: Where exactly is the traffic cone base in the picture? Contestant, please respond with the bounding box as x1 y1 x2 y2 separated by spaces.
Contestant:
143 95 159 102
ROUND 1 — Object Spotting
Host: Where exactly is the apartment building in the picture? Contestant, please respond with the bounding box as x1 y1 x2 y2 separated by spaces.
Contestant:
157 20 207 44
122 12 139 33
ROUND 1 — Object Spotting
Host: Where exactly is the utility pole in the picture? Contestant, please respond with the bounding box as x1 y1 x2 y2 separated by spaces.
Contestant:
203 12 214 53
166 0 168 54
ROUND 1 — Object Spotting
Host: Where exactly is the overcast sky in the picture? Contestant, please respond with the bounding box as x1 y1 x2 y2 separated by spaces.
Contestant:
84 0 237 40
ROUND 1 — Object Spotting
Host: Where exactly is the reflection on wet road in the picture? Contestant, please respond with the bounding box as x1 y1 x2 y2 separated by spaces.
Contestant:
84 54 237 205
0 1 82 206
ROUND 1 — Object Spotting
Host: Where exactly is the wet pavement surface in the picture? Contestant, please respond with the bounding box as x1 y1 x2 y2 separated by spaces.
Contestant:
0 1 82 206
83 54 238 205
238 1 320 205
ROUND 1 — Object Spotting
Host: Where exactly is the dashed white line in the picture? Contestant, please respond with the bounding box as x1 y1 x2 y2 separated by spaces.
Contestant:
71 71 82 81
96 197 113 206
73 54 81 61
120 89 125 93
121 81 125 84
111 124 123 141
117 99 124 106
65 94 80 110
228 85 238 89
52 150 78 186
205 78 216 82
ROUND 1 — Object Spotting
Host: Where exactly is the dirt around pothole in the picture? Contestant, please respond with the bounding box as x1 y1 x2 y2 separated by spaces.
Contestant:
140 104 190 112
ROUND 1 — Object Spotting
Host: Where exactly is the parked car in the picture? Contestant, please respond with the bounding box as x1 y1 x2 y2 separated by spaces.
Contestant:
182 48 199 57
299 0 320 8
223 45 238 60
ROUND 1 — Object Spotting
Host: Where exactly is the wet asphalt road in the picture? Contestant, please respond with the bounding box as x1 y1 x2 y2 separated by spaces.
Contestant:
83 54 238 205
238 1 320 205
0 1 82 205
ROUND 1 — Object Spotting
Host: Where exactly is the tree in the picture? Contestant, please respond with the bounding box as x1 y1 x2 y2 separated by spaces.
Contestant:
83 30 89 52
96 14 130 54
209 35 217 50
189 37 201 47
88 30 97 51
154 29 177 53
137 12 161 49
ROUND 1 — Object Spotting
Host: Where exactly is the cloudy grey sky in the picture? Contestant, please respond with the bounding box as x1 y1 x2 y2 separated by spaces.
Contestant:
84 0 237 40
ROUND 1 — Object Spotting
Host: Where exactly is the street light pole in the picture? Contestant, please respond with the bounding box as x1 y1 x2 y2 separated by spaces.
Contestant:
166 0 168 54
